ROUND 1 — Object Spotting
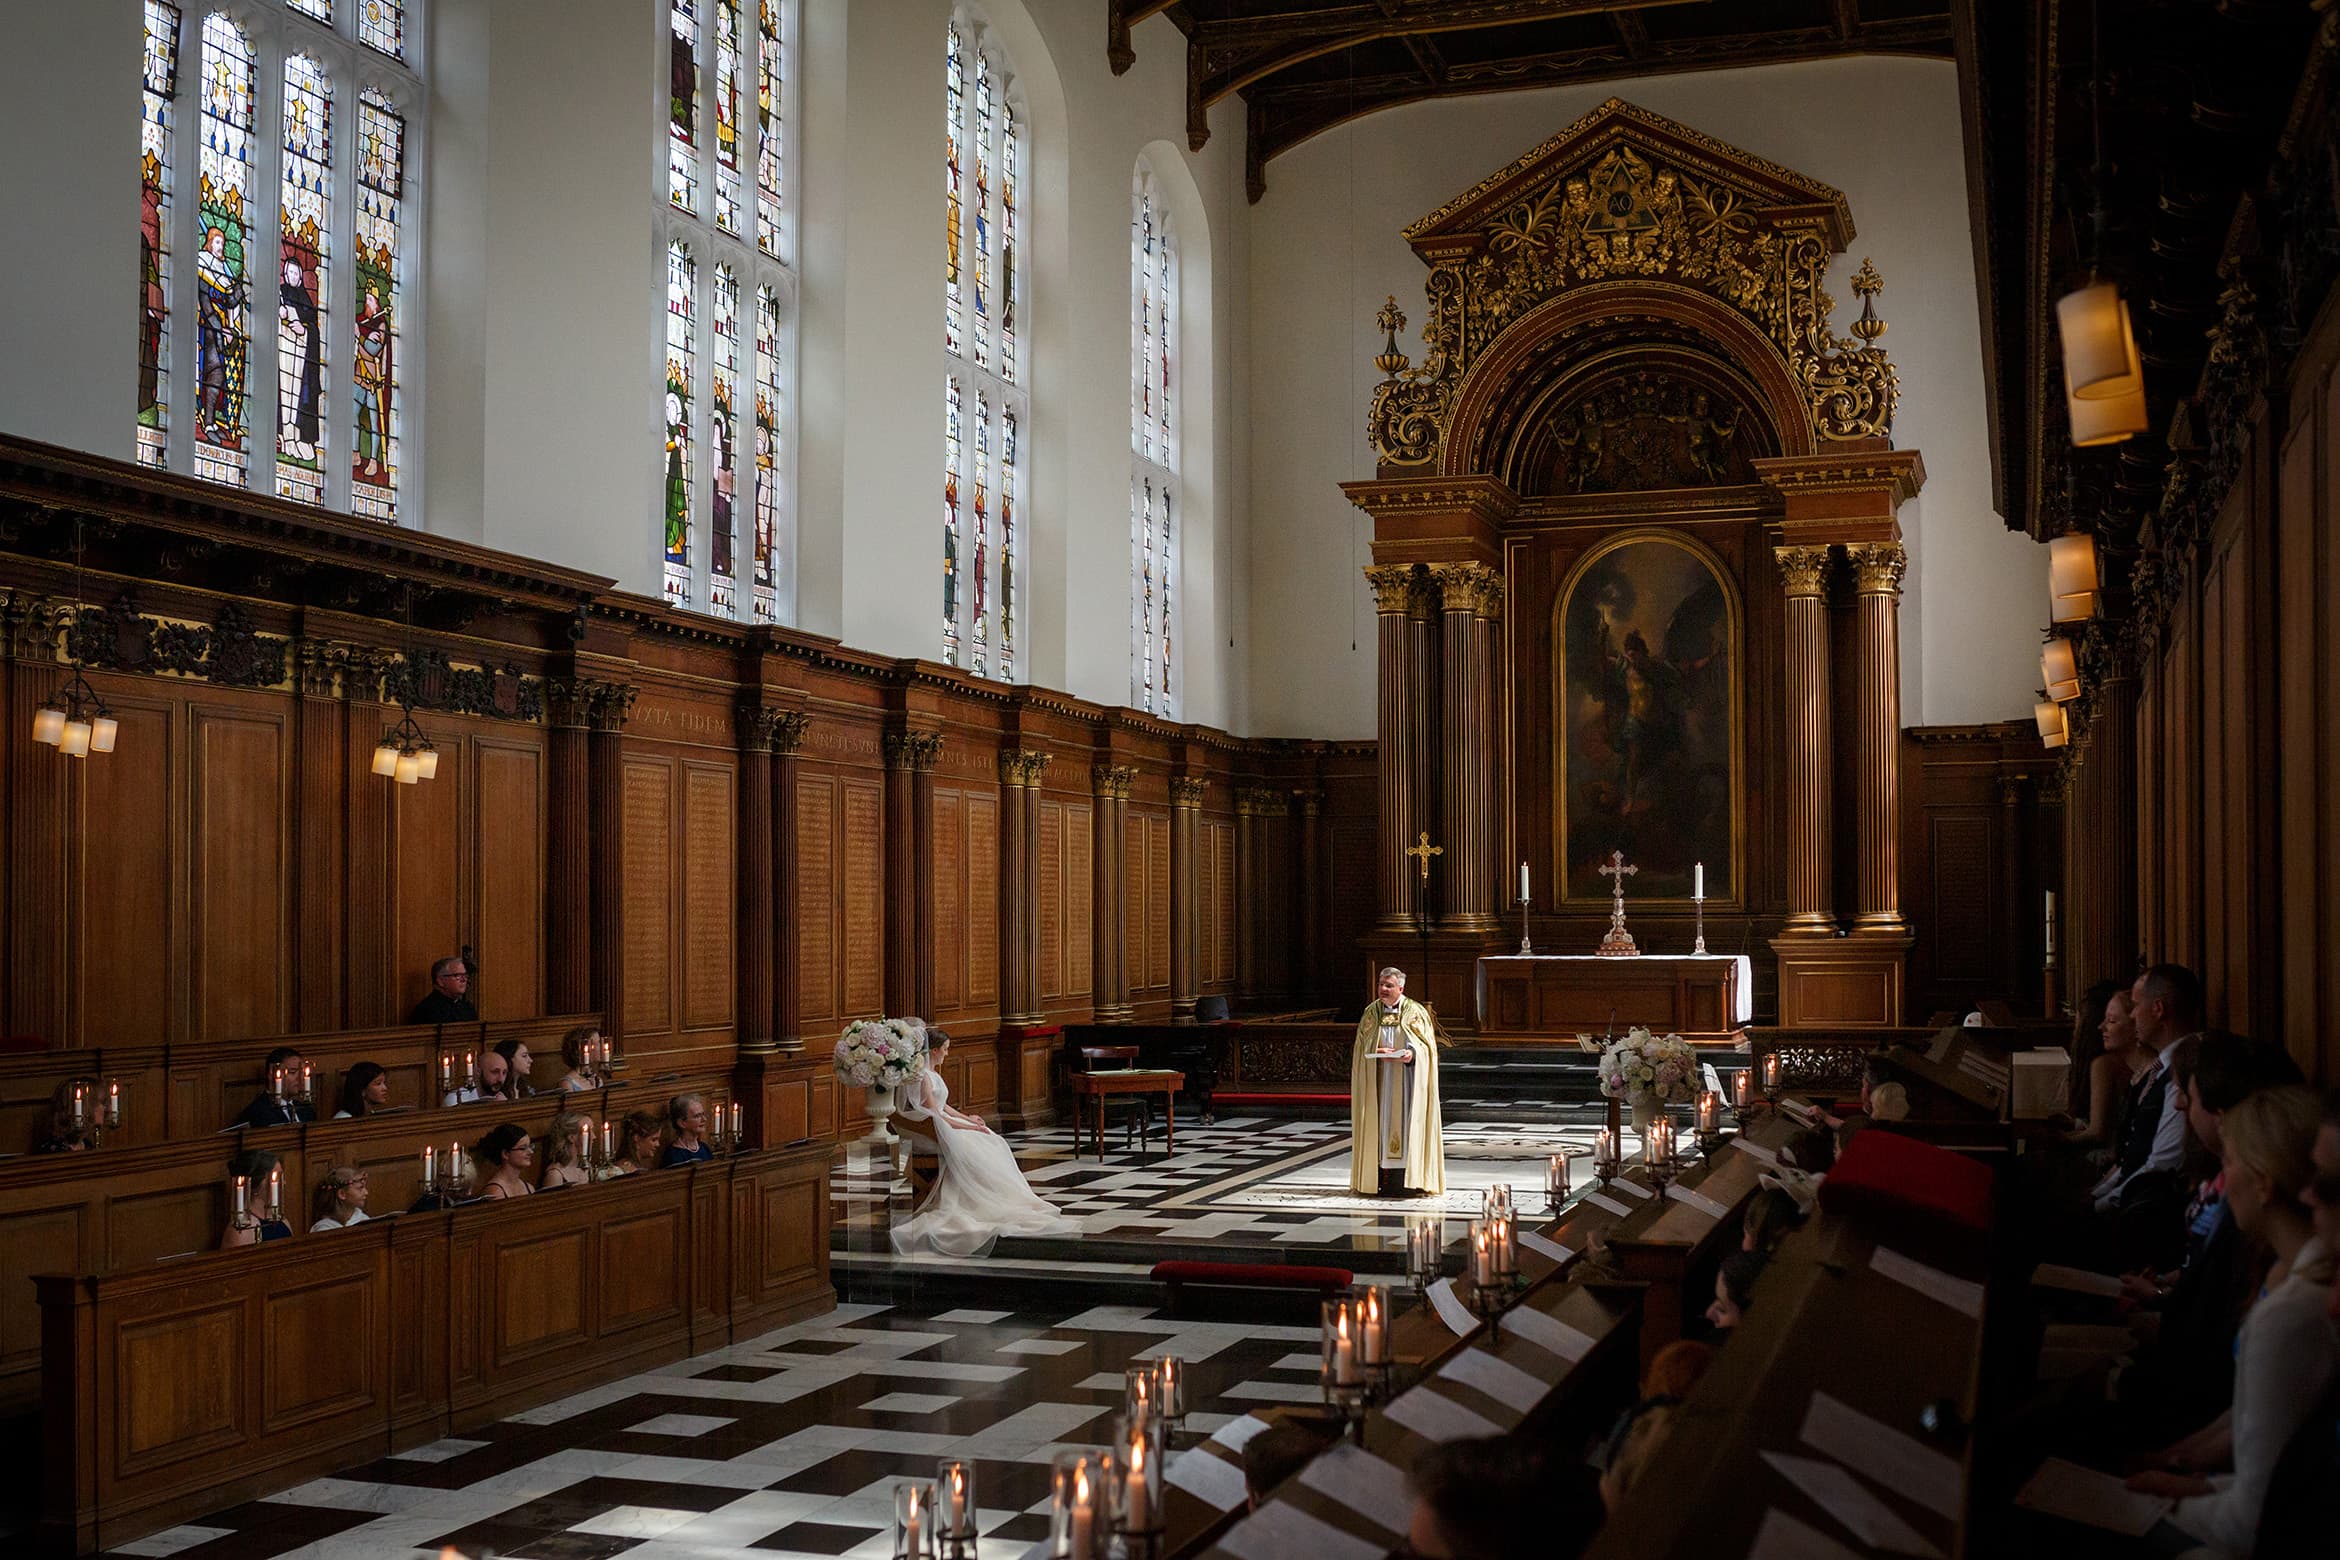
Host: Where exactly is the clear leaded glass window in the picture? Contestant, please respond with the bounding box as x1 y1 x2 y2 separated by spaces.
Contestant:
1131 167 1176 714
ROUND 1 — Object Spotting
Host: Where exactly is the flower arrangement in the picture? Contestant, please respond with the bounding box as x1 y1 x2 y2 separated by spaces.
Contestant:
833 1017 928 1091
1598 1026 1699 1107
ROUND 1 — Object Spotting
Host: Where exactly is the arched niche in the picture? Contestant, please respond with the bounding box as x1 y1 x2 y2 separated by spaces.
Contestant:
1550 528 1742 904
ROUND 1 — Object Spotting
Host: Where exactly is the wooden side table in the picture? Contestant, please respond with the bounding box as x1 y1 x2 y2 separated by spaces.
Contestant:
1068 1069 1184 1160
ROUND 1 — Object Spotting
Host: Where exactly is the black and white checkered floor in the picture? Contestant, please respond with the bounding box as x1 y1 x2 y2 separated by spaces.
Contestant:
103 1299 1327 1560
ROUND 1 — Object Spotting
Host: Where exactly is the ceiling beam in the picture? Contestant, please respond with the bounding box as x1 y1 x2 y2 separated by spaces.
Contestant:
1833 0 1862 42
1611 9 1650 57
1195 0 1696 104
1107 0 1181 75
1242 16 1955 195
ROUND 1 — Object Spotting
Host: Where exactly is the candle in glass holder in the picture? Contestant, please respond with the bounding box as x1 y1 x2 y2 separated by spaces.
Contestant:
1697 1090 1719 1136
1124 1362 1156 1424
1359 1288 1386 1365
1595 1127 1614 1172
1121 1418 1156 1533
1547 1153 1570 1203
1734 1068 1752 1110
1155 1354 1185 1419
1762 1054 1782 1094
1409 1218 1441 1284
1333 1303 1357 1384
1491 1213 1516 1280
937 1459 977 1542
1472 1222 1493 1286
106 1078 121 1127
1052 1453 1099 1560
895 1480 930 1560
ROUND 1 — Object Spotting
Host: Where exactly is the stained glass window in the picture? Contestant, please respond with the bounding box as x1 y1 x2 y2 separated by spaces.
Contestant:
669 0 700 212
352 90 403 519
193 13 256 488
709 264 741 617
941 11 1025 678
358 0 402 59
137 1 182 469
275 54 332 504
943 378 963 666
663 240 697 607
752 285 782 621
1131 169 1177 714
288 0 330 20
755 0 782 256
713 0 742 235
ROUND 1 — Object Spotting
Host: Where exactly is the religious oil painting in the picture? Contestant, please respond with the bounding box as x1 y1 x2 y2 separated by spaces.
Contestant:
1556 531 1739 902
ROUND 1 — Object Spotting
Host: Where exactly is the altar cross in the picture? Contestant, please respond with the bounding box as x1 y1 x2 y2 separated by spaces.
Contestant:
1595 850 1640 957
1407 831 1443 883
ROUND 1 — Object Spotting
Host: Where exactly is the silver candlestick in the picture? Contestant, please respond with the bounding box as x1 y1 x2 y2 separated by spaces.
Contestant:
1692 890 1708 955
1517 892 1533 956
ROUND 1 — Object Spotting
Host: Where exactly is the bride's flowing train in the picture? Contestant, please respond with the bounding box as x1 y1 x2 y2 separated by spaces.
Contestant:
888 1067 1079 1257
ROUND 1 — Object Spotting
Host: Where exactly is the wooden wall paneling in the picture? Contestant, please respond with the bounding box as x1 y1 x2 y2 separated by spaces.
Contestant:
290 671 345 1032
1037 800 1062 1000
1123 809 1144 1007
9 656 70 1046
681 760 736 1034
966 789 996 1010
2278 400 2323 1070
1146 813 1170 994
76 692 177 1048
842 778 884 1019
1208 818 1236 988
797 772 836 1030
1327 818 1376 999
189 700 292 1044
622 757 677 1043
393 727 466 1022
2323 367 2340 1082
1065 800 1093 1001
933 788 965 1012
2136 667 2162 963
2167 587 2202 976
474 735 547 1022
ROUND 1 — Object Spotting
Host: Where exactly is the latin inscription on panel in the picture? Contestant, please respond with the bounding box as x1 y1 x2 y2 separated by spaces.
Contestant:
967 793 997 1004
683 763 736 1031
1038 803 1063 999
798 777 836 1023
843 780 884 1015
623 760 675 1039
934 790 965 1010
1147 815 1170 991
1067 803 1093 997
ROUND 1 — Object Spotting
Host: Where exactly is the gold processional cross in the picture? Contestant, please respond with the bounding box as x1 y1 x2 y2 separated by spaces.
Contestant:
1595 849 1640 957
1406 831 1443 883
1404 832 1443 1019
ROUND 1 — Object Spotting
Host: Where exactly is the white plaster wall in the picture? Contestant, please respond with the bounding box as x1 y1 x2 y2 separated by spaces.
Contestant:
0 0 142 462
1244 56 2046 737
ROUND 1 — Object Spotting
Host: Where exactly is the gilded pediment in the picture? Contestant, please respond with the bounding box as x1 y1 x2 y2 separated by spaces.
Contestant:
1367 99 1897 470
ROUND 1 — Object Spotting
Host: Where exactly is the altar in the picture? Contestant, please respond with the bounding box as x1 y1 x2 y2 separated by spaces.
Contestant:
1476 954 1752 1045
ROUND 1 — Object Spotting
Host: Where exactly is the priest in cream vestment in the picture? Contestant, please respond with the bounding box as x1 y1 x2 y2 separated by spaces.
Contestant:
1349 967 1446 1196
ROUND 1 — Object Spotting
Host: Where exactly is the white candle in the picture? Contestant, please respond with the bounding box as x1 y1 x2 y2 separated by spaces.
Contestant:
1697 1090 1718 1135
465 1051 476 1089
1694 861 1705 900
1595 1127 1613 1170
2045 890 2056 955
300 1061 313 1101
70 1083 86 1128
601 1120 615 1166
450 1140 462 1188
901 1485 924 1558
266 1165 282 1218
1360 1289 1385 1364
1333 1308 1357 1384
1734 1069 1752 1109
1157 1355 1185 1416
730 1101 743 1143
270 1064 284 1101
106 1079 121 1127
1492 1214 1515 1279
1125 1429 1152 1531
942 1462 973 1537
422 1145 436 1191
440 1054 453 1093
1548 1153 1569 1201
1472 1223 1493 1286
1069 1465 1094 1558
233 1175 248 1217
1763 1054 1782 1092
1519 861 1531 902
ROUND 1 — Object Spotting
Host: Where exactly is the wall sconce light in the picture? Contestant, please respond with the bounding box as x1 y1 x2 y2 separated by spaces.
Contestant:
2058 280 2144 403
2048 533 2100 622
2035 699 2070 750
31 519 121 761
2041 637 2082 703
2067 376 2149 447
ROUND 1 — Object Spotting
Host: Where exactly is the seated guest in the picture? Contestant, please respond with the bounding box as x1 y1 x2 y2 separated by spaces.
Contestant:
539 1112 592 1189
1742 1186 1806 1255
310 1167 371 1230
220 1150 294 1247
470 1123 536 1200
408 955 478 1025
332 1061 391 1119
662 1093 714 1165
494 1038 536 1097
558 1025 605 1092
609 1111 665 1176
1598 1402 1676 1517
1405 1436 1579 1560
2090 965 2201 1215
33 1077 101 1152
1780 1125 1836 1174
2127 1087 2337 1556
1706 1248 1768 1333
1642 1338 1715 1400
2063 979 2131 1148
440 1047 512 1107
233 1046 315 1128
1240 1421 1331 1511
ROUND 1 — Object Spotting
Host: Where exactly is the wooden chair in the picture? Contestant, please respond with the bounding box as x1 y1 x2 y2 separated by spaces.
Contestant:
1075 1045 1153 1152
893 1114 941 1200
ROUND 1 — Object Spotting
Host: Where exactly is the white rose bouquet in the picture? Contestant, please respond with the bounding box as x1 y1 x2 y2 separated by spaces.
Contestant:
833 1017 928 1090
1598 1026 1699 1107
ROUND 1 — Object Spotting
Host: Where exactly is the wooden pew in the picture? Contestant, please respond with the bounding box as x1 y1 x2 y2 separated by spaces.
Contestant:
0 1045 171 1152
34 1140 834 1557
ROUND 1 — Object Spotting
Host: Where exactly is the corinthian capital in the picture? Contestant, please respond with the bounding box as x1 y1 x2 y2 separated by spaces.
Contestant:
1363 564 1415 615
1427 562 1503 620
1773 545 1832 599
1849 541 1908 596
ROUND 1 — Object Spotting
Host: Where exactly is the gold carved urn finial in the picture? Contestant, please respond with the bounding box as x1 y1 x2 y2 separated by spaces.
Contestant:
1374 295 1411 378
1850 258 1888 344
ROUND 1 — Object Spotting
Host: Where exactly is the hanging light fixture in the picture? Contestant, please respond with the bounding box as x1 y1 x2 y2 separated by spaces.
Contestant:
2048 533 2100 622
2036 699 2070 749
2058 0 2148 446
2041 636 2083 702
31 518 120 761
374 587 439 785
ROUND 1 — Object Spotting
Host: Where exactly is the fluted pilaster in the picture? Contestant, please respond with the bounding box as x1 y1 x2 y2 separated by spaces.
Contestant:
1849 543 1908 932
771 713 809 1050
1092 763 1137 1021
735 704 780 1054
1776 545 1836 933
1169 775 1206 1020
998 749 1051 1025
1366 564 1418 929
1430 562 1502 931
884 731 943 1018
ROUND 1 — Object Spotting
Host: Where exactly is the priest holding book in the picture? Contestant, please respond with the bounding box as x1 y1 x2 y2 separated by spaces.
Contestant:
1349 966 1447 1197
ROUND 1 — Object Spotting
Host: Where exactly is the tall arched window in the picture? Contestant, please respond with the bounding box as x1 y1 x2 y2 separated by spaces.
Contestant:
942 10 1026 681
662 0 795 619
137 1 423 519
1130 166 1176 715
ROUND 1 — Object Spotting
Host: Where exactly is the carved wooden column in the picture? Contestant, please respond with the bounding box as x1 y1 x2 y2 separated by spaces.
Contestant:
884 731 942 1020
1365 564 1418 930
735 704 779 1054
1092 764 1136 1021
1849 543 1908 932
544 676 593 1016
1169 775 1206 1020
1295 788 1324 1003
1431 562 1501 931
6 596 67 1044
771 712 808 1050
997 749 1049 1025
1408 573 1442 918
1776 544 1836 934
291 639 349 1030
586 681 639 1050
1233 787 1262 998
1020 753 1049 1023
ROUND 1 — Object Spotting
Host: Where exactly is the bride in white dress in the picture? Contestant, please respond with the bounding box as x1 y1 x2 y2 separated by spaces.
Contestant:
890 1032 1078 1257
